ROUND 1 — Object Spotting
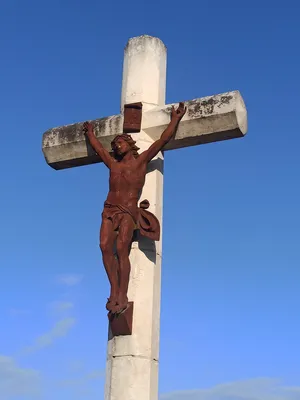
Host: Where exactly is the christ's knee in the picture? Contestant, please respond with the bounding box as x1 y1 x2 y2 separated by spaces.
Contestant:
116 238 130 258
100 238 112 255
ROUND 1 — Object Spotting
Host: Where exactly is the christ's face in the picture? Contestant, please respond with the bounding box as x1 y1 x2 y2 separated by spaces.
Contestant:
114 138 131 156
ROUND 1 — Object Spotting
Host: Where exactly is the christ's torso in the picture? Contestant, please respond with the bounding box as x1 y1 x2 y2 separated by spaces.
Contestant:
106 159 146 211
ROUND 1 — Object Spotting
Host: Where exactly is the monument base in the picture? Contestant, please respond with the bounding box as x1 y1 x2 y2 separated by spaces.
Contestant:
108 302 134 336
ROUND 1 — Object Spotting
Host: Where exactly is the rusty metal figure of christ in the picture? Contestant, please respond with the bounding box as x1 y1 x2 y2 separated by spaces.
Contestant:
83 102 186 315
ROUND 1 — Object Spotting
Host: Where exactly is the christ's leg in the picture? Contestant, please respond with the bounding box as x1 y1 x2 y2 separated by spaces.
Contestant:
115 214 135 313
100 218 118 312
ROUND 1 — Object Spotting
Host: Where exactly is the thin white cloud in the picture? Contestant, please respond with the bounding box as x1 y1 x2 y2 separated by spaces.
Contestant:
56 274 83 286
0 355 40 400
57 369 104 399
23 317 76 354
50 301 74 315
67 360 84 372
160 378 300 400
285 386 300 393
85 370 104 380
58 369 104 388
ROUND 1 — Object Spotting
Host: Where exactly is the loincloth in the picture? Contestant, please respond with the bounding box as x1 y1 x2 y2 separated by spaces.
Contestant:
102 200 160 241
102 202 138 231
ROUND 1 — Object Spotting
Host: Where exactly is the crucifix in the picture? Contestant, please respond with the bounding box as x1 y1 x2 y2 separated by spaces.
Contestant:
42 35 247 400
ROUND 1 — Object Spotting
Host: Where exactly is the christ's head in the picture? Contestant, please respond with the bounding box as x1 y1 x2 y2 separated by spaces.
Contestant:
111 134 140 159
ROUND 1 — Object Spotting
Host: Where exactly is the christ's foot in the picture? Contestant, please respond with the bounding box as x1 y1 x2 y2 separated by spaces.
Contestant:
106 297 118 312
114 295 128 314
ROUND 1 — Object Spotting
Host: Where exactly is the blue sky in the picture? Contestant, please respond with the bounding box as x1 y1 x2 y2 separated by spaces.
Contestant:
1 1 300 399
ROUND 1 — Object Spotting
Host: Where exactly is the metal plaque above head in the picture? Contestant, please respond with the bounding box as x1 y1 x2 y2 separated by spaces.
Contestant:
123 102 143 133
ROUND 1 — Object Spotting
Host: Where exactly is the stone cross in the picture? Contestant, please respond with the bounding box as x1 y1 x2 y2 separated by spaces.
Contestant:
42 35 247 400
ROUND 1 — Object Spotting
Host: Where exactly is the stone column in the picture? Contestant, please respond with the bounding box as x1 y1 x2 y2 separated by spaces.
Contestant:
105 36 167 400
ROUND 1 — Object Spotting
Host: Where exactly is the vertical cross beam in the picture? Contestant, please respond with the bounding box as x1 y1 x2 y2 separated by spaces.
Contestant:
105 36 166 400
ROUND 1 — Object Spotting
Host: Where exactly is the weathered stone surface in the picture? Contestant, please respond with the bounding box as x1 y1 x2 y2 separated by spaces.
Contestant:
42 114 123 169
42 90 247 170
121 35 166 111
105 357 158 400
143 90 247 149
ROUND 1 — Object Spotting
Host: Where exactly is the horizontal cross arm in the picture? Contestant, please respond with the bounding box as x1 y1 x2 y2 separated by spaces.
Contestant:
42 90 247 170
142 90 247 150
42 115 124 170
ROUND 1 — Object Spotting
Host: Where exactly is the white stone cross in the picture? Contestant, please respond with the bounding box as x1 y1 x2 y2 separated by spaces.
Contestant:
42 35 247 400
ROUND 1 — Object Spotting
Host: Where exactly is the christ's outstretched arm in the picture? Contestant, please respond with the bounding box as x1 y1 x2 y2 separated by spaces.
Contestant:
83 122 114 169
138 102 186 164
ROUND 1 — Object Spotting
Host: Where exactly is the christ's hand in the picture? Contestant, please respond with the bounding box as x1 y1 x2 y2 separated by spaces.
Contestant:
138 102 186 164
171 102 186 121
82 121 112 168
83 121 94 136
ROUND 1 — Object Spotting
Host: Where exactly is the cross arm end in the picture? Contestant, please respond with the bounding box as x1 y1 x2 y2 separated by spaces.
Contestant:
142 90 248 151
42 114 123 170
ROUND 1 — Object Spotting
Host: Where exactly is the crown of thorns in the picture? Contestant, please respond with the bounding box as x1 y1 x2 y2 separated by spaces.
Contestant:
111 134 140 158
